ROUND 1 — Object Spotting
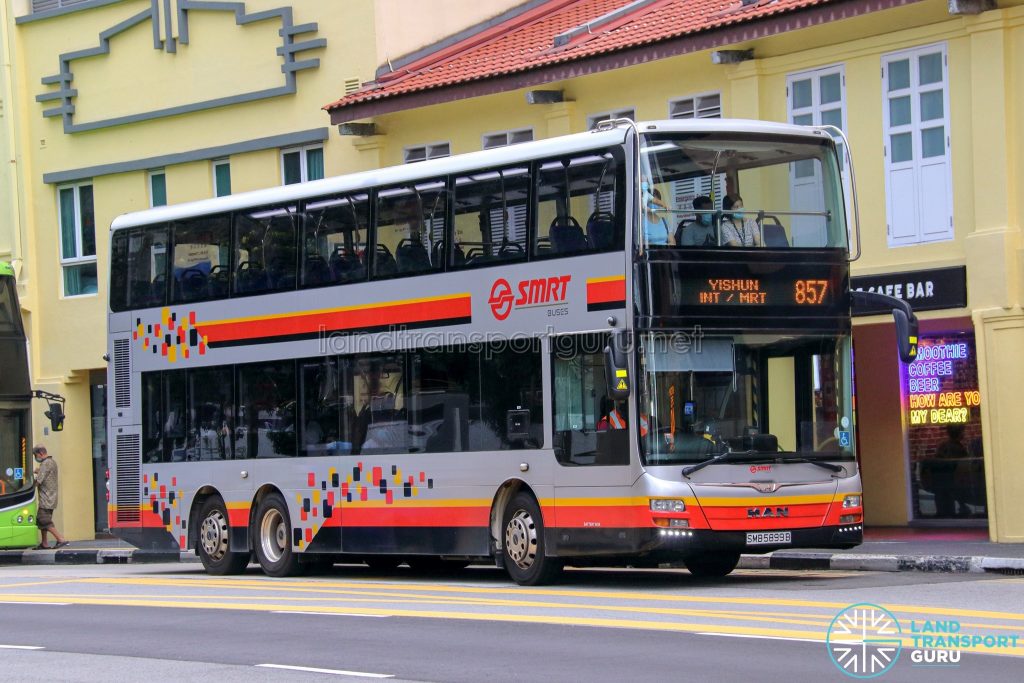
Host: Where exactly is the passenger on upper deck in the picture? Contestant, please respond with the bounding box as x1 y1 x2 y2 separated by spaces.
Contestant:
642 184 671 246
675 195 716 247
721 195 762 247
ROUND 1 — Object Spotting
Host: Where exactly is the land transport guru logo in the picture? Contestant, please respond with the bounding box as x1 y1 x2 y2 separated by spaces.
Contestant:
826 602 1021 677
488 275 571 320
826 603 903 678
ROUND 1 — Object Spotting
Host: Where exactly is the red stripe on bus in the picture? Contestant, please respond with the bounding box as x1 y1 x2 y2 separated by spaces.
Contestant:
586 277 626 305
196 296 472 344
341 506 489 527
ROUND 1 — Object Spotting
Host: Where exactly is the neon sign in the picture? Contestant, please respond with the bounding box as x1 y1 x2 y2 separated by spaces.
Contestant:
905 341 979 425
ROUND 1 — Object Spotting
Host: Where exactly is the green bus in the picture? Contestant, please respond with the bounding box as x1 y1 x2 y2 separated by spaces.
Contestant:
0 261 37 548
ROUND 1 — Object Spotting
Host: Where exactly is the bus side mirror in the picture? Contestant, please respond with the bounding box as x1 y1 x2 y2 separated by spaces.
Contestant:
45 402 65 432
850 291 919 363
32 390 67 432
604 329 631 400
893 308 918 363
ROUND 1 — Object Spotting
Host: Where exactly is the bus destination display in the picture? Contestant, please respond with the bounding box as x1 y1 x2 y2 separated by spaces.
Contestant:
694 277 830 306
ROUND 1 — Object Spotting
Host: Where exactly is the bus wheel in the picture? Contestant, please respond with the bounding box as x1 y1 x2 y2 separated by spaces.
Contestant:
253 492 304 577
502 492 562 586
684 552 741 578
196 497 248 575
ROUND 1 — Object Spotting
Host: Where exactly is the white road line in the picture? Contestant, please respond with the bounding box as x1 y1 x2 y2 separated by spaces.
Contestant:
0 601 71 606
271 610 391 618
0 645 45 650
256 664 393 678
697 632 821 644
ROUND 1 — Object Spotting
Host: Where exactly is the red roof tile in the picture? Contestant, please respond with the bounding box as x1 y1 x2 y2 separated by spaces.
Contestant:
324 0 839 114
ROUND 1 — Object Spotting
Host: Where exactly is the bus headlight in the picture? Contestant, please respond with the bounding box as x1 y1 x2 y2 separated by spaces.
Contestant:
16 515 24 524
843 495 862 509
650 499 686 513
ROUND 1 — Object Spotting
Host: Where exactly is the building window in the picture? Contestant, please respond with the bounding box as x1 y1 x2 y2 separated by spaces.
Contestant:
787 65 849 247
403 143 451 164
587 108 635 130
669 92 721 119
282 145 324 185
882 43 952 246
148 170 167 207
57 182 97 296
213 160 231 197
667 94 722 216
482 128 534 149
31 0 91 13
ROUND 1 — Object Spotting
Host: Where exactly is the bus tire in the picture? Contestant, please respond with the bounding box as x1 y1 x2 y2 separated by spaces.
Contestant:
253 492 304 578
684 552 741 578
502 492 562 586
196 497 249 575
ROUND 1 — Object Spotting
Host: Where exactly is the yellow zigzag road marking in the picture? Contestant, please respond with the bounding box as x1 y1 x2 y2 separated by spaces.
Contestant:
0 594 1020 657
67 576 1024 622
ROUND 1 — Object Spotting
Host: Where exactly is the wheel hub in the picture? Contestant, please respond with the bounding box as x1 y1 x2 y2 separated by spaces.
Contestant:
200 510 229 561
260 508 286 564
505 509 537 570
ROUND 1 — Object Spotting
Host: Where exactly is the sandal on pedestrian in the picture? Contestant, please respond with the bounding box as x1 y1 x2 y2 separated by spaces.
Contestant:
54 541 69 549
33 543 50 550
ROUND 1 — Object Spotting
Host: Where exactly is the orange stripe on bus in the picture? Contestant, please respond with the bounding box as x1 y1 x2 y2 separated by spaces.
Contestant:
196 294 472 343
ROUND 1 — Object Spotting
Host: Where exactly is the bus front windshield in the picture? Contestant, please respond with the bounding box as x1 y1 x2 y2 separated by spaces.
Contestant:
639 132 847 249
638 333 855 465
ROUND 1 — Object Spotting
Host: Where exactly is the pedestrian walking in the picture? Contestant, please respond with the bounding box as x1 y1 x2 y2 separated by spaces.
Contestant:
32 444 68 549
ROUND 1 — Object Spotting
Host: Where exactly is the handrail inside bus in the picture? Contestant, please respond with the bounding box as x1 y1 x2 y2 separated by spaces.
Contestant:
819 124 861 262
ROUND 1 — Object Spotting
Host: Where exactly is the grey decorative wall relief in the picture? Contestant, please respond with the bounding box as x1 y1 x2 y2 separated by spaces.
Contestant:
35 1 326 133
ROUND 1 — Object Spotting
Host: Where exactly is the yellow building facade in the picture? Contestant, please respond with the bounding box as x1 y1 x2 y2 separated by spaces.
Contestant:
4 0 519 540
5 0 1022 542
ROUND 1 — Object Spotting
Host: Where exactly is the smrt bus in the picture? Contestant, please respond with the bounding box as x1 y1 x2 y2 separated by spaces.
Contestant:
107 119 917 584
0 262 38 548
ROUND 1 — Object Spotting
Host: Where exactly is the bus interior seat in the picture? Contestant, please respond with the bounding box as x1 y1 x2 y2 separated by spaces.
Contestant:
761 216 789 247
549 215 590 254
374 244 397 276
330 247 364 282
207 266 229 298
178 268 207 301
497 242 524 260
235 261 267 293
586 211 615 250
396 238 432 273
303 255 332 286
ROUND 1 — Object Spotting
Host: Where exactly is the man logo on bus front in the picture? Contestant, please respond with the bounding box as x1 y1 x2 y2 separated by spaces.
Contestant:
489 278 515 320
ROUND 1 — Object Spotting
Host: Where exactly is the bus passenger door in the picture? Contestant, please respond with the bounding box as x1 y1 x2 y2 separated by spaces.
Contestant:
550 334 638 552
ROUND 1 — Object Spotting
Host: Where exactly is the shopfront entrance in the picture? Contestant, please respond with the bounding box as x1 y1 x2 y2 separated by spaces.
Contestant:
902 332 987 521
851 266 985 527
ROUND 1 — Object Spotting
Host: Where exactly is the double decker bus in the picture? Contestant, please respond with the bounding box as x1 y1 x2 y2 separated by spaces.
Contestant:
0 261 37 548
107 119 916 584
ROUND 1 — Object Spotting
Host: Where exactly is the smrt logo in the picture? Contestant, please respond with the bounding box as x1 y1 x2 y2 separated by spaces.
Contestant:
488 275 571 320
749 465 772 474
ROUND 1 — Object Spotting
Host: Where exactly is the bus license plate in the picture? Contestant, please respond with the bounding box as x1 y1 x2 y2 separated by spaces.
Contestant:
746 531 791 545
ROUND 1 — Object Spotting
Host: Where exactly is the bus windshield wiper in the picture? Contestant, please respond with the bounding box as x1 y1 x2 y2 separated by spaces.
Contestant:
681 449 745 478
774 455 844 473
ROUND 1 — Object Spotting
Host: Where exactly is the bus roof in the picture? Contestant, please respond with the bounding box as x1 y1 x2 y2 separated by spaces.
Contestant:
109 119 828 231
